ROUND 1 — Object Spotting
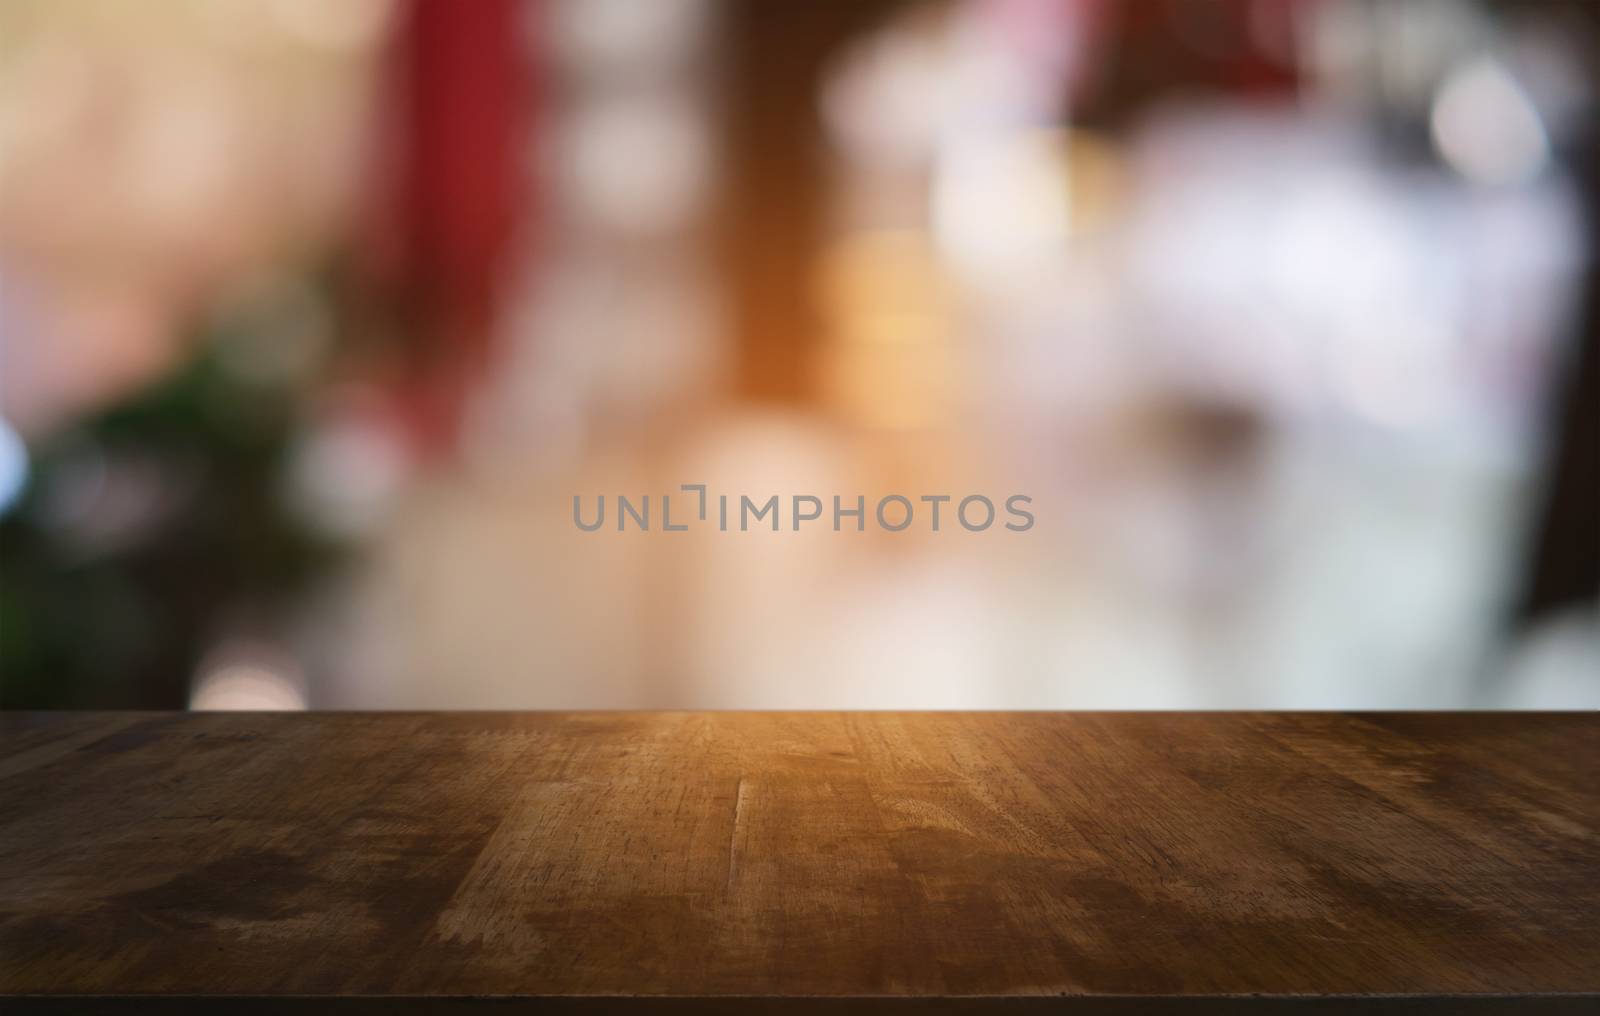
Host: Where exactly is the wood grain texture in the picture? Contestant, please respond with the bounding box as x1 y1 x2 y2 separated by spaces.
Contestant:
0 712 1596 1012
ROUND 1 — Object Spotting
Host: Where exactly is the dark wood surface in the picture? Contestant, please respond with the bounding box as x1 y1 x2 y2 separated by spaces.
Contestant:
0 712 1596 1013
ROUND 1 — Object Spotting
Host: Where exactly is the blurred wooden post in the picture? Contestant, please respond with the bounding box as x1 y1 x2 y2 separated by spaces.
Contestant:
717 1 903 406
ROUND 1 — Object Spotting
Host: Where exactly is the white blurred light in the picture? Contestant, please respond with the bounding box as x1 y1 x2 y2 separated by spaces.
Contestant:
284 410 408 539
560 94 710 234
931 131 1072 283
550 0 709 72
823 29 950 169
0 417 28 516
1327 314 1456 429
1266 173 1410 313
1431 57 1549 187
191 644 307 711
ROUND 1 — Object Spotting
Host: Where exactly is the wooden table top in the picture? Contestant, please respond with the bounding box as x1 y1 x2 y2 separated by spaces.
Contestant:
1 711 1596 1013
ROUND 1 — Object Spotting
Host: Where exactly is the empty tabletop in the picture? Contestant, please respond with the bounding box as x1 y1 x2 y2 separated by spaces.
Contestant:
1 711 1596 1012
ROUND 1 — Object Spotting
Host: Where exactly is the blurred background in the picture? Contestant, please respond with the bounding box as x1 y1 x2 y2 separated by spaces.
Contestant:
1 0 1595 711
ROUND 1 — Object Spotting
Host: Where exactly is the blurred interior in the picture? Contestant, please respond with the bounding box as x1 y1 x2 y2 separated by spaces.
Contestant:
2 0 1596 710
